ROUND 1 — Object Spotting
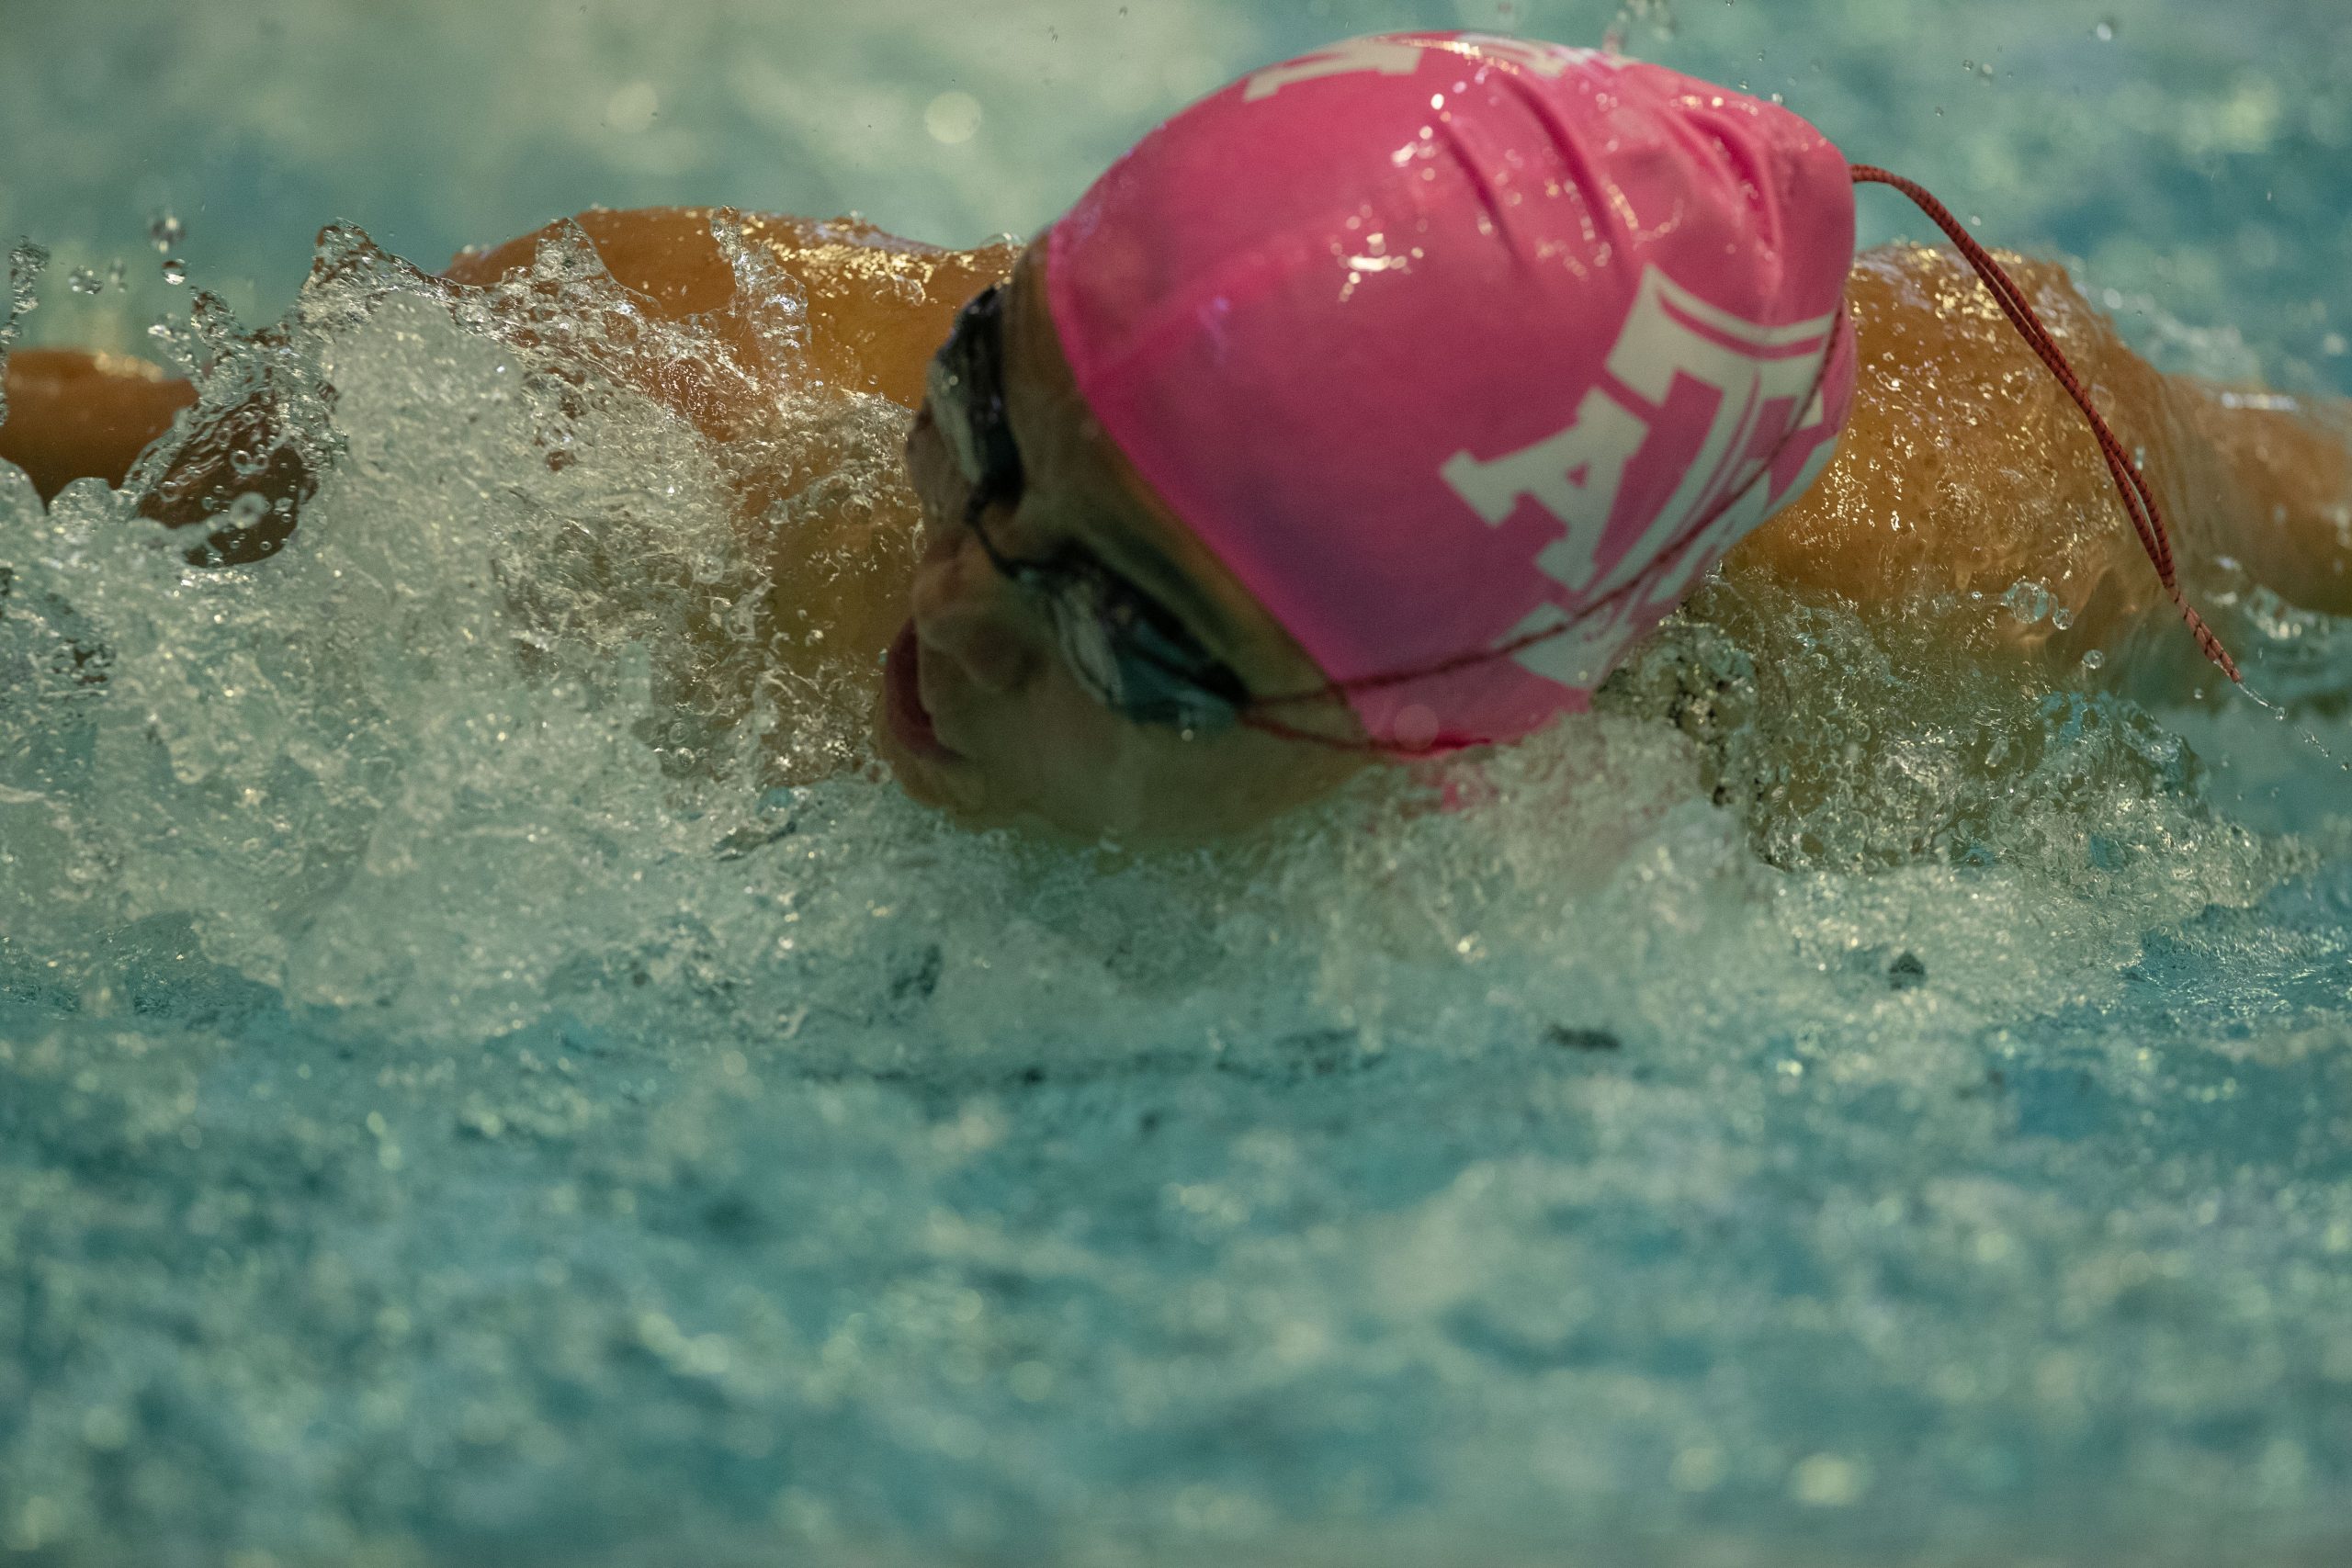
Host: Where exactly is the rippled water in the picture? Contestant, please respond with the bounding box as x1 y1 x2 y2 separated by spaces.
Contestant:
3 2 2349 1564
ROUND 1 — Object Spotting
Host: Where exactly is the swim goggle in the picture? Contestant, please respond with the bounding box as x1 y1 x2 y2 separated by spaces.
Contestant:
923 284 1252 734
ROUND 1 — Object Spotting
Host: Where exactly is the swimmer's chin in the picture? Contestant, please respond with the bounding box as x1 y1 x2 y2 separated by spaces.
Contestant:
870 693 1123 843
871 687 999 823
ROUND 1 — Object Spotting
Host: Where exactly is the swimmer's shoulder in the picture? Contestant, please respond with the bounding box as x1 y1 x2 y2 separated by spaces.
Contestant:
0 348 198 501
444 206 1016 404
1725 243 2173 661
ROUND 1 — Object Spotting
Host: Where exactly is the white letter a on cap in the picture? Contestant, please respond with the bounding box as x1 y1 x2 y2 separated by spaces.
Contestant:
1244 39 1428 101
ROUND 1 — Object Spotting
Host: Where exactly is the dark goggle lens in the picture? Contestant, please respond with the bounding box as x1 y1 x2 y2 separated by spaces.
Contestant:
1043 564 1247 732
928 285 1022 507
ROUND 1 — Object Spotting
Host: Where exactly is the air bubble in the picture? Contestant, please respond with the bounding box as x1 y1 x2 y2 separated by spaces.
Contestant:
67 266 103 296
2081 649 2106 671
922 91 982 146
2094 18 2117 41
162 258 188 286
149 211 186 253
223 491 272 528
2001 581 2053 624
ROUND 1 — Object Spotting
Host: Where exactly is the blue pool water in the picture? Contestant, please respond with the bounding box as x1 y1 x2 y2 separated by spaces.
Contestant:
3 2 2350 1564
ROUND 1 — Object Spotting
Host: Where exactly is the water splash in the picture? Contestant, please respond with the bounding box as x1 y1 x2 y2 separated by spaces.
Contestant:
0 239 49 426
0 199 2345 1568
0 207 2311 1053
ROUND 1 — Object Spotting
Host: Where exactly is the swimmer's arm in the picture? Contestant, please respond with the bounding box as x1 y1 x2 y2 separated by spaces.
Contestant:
0 348 196 502
2177 385 2352 618
443 206 1016 411
1728 246 2352 679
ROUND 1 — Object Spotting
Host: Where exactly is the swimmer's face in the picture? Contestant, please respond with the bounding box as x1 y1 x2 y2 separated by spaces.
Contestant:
882 243 1373 843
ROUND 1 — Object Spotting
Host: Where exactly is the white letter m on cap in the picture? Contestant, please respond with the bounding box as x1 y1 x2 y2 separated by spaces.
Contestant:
1440 266 1838 688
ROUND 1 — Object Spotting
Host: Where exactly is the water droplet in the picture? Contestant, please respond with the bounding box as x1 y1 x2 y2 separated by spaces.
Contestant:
0 243 46 423
66 266 102 296
148 211 185 253
6 241 49 322
2001 581 2053 624
923 90 984 146
1 242 47 426
604 81 660 135
161 258 188 286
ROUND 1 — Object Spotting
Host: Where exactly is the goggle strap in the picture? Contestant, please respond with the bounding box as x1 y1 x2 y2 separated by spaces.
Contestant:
1850 164 2236 682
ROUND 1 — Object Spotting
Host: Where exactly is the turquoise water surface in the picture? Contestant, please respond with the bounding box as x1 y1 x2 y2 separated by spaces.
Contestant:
2 2 2350 1564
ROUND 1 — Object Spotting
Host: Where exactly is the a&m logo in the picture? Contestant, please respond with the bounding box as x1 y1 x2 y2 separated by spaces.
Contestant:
1440 266 1843 692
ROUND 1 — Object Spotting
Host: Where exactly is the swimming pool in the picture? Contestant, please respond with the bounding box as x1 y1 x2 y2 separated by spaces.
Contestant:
3 1 2349 1563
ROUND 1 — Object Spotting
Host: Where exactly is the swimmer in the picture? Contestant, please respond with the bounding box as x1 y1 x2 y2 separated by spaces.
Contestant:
6 32 2351 844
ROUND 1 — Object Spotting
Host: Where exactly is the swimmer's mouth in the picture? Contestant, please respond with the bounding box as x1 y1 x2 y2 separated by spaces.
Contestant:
886 621 962 762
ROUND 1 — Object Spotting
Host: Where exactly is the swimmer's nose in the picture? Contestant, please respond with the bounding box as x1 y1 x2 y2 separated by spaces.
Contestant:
910 532 1045 696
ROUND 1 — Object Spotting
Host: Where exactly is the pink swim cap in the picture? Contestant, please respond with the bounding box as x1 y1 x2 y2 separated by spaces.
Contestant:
1046 33 1857 750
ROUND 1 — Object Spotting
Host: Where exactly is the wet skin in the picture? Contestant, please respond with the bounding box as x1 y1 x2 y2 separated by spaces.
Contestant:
6 209 2351 840
0 349 196 498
